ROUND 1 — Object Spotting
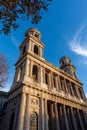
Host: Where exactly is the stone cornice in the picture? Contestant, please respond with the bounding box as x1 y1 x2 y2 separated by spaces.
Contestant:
28 52 83 86
11 81 87 108
24 82 87 111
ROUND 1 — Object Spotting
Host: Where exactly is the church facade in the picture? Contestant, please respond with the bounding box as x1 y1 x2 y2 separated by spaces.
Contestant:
1 28 87 130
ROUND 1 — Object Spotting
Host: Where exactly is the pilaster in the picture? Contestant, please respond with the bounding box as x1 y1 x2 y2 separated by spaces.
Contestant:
23 94 30 130
16 93 26 130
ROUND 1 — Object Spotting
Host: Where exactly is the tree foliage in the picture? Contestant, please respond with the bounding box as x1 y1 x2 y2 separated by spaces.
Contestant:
0 53 9 88
0 0 52 35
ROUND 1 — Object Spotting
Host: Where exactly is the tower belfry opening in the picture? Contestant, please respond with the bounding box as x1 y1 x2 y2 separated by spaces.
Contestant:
34 45 39 55
32 65 38 81
0 28 87 130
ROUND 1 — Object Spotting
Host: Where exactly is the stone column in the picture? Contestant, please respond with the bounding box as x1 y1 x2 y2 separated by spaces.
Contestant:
58 75 62 91
23 94 30 130
26 39 29 51
16 68 20 81
81 88 86 101
70 107 78 130
44 99 48 130
16 93 26 130
41 98 44 130
69 82 75 96
61 80 65 92
82 111 87 124
12 96 22 130
24 59 30 76
39 66 43 83
55 76 58 90
49 72 51 88
42 48 44 58
43 67 45 83
64 78 68 93
82 111 87 129
39 47 42 57
6 112 13 130
28 40 31 51
37 66 40 83
75 85 80 99
51 71 53 89
22 61 26 78
63 105 69 130
73 85 78 98
77 109 84 130
1 102 11 130
30 60 33 77
31 42 34 52
50 104 54 130
54 103 60 130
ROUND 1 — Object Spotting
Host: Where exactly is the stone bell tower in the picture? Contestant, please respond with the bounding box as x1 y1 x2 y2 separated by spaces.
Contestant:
12 28 44 87
60 56 77 78
1 28 45 130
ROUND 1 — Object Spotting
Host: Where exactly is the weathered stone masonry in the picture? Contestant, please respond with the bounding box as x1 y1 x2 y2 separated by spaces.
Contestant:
1 28 87 130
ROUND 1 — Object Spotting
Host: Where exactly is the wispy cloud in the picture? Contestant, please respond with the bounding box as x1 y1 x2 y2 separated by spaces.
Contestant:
70 43 87 57
10 35 20 48
85 92 87 98
68 25 87 64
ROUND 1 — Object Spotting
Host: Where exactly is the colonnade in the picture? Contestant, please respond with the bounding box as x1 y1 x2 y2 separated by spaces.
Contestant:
29 62 86 101
1 92 87 130
44 100 87 130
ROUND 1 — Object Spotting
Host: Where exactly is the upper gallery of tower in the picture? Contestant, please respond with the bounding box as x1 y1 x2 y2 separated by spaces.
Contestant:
60 56 77 79
18 28 44 60
25 28 41 40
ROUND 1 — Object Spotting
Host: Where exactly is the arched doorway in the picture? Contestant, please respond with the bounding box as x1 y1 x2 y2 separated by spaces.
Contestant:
30 112 38 130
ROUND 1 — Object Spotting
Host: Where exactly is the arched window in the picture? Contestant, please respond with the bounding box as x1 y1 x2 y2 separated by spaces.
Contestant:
78 88 83 99
34 45 39 55
35 33 39 38
17 66 23 81
30 112 38 130
32 65 38 81
22 45 26 54
45 72 49 85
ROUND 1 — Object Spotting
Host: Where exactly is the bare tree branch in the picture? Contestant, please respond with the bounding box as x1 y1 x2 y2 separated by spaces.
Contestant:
0 53 9 88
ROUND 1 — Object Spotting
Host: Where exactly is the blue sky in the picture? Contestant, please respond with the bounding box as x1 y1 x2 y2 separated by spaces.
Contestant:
0 0 87 96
